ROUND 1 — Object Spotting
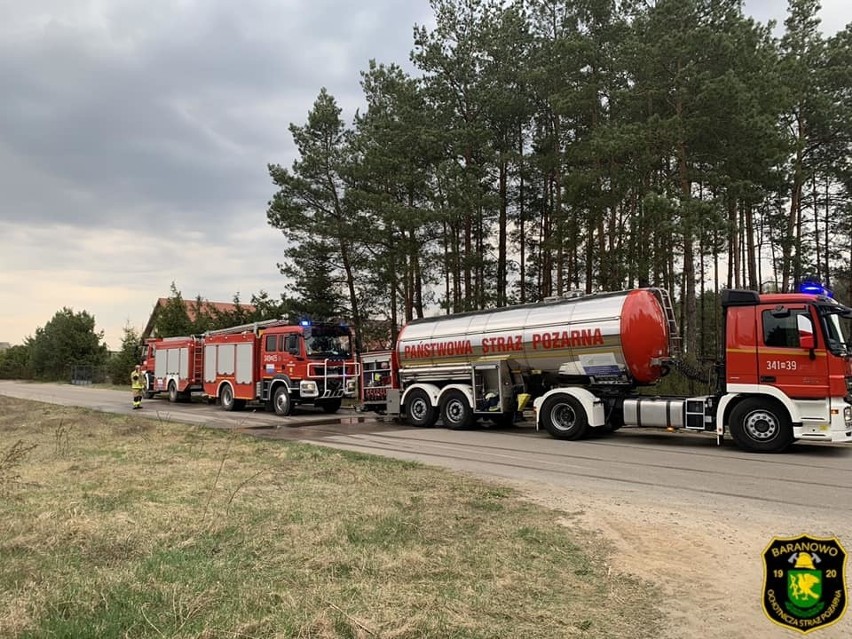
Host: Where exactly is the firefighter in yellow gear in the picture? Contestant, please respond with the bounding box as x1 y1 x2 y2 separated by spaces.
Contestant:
131 364 145 409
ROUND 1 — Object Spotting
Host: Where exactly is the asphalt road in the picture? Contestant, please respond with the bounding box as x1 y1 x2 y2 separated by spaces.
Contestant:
2 380 850 518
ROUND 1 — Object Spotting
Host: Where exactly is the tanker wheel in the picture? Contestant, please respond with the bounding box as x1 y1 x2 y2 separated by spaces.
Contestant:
320 399 342 414
406 389 438 428
168 381 179 403
440 390 474 430
540 395 588 440
273 386 293 417
220 385 237 412
729 398 793 453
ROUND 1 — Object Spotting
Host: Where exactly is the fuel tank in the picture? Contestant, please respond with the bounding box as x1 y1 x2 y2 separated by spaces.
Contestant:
396 289 671 384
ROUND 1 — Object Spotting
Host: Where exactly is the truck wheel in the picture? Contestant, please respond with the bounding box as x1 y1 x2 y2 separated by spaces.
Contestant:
320 399 342 414
440 390 474 430
541 395 588 440
406 388 438 428
273 386 292 416
168 381 178 403
729 398 793 453
220 385 237 412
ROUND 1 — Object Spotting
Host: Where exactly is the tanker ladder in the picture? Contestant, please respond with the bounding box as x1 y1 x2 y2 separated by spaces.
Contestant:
651 287 682 358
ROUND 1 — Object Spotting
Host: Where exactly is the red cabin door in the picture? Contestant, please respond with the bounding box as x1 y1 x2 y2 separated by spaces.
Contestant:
756 304 828 399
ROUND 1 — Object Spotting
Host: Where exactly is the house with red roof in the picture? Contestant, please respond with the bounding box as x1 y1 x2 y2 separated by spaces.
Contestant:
141 298 255 340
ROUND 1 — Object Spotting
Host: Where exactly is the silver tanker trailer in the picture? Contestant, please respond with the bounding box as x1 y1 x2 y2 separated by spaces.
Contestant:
367 288 681 437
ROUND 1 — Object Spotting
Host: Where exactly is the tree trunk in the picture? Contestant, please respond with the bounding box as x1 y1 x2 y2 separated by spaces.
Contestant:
498 157 508 306
389 228 399 345
541 173 553 297
338 237 362 354
782 117 805 292
676 107 696 355
410 228 424 319
554 116 564 296
518 123 526 303
745 202 757 290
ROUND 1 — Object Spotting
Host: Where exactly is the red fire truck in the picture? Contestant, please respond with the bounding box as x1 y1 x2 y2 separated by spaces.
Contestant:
201 319 358 414
360 351 398 414
360 287 852 453
143 320 358 414
141 336 203 402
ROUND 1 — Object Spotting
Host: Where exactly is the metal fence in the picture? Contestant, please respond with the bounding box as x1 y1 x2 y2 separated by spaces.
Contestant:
68 364 109 386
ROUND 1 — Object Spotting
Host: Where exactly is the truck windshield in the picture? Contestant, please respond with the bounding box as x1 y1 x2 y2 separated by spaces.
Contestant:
820 307 852 356
305 330 351 359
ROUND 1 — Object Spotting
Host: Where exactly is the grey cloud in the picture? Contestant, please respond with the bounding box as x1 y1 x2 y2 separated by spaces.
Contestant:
0 0 429 346
0 0 430 233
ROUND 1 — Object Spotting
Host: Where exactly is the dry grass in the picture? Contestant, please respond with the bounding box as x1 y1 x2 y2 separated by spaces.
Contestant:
0 395 661 638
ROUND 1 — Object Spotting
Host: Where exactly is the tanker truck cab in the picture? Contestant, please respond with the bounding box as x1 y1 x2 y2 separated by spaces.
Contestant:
717 289 852 451
530 287 852 452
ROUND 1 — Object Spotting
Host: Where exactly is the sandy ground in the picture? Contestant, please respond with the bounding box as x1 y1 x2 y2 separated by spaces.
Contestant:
521 481 851 639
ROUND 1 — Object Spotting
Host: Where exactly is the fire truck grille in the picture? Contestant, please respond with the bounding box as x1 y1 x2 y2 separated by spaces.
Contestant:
313 366 345 376
326 379 342 392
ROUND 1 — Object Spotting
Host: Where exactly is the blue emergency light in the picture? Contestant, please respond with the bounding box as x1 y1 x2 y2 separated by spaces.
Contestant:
300 319 311 327
798 280 833 297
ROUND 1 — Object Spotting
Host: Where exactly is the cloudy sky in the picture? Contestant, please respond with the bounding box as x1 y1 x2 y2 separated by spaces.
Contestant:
0 0 849 349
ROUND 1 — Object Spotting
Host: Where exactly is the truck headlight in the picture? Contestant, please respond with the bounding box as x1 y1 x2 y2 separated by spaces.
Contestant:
300 381 318 397
345 379 357 394
844 406 852 425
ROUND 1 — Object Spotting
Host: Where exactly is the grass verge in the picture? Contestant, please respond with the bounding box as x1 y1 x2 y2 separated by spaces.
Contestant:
0 395 661 638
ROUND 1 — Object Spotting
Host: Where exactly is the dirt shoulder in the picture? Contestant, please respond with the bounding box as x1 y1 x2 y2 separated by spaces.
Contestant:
518 479 852 639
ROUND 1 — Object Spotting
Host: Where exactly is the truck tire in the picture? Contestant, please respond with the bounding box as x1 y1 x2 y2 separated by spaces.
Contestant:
540 395 588 440
729 398 793 453
220 384 237 412
440 389 474 430
168 381 178 403
406 388 438 428
273 386 293 417
320 399 342 414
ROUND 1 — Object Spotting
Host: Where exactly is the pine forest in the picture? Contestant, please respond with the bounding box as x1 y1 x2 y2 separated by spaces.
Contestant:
265 0 852 362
